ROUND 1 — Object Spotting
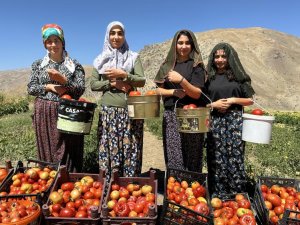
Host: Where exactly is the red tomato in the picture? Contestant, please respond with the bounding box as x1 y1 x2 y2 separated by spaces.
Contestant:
52 203 62 213
187 104 197 109
83 191 94 200
75 210 88 218
237 199 251 209
194 202 210 216
251 108 264 115
145 90 156 95
61 182 74 192
59 207 75 217
61 94 72 100
239 214 256 225
113 202 130 217
134 202 144 214
129 91 141 96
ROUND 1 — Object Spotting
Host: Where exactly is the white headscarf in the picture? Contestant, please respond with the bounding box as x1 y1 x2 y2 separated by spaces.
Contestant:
93 21 138 74
40 50 75 73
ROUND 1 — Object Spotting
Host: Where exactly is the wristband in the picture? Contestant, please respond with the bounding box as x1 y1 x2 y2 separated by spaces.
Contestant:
179 77 184 84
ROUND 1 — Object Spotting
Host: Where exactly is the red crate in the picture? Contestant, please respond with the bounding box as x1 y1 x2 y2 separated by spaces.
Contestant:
161 168 213 225
101 169 158 225
253 176 300 225
0 159 60 204
42 166 106 225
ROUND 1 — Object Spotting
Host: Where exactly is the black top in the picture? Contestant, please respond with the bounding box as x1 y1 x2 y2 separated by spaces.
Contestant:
206 74 246 111
163 59 205 109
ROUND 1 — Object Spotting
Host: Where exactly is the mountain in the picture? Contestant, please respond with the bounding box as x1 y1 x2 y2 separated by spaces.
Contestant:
0 27 299 111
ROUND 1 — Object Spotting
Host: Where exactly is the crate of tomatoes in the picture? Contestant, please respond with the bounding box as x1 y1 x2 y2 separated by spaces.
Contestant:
42 165 106 225
0 194 41 224
211 192 258 225
161 168 212 225
0 159 60 204
253 176 300 225
101 169 158 225
0 160 14 190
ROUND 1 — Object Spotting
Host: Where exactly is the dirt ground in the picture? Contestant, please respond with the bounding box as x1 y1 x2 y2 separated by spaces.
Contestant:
141 130 165 173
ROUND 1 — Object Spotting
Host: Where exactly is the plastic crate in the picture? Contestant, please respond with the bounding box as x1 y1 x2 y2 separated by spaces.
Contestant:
253 176 300 225
42 165 106 225
0 160 14 190
0 194 41 225
0 159 60 204
101 169 158 225
280 209 300 225
161 168 213 225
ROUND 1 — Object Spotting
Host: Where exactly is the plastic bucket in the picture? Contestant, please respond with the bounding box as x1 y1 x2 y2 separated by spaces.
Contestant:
242 113 275 144
57 99 97 135
176 107 210 133
127 95 160 119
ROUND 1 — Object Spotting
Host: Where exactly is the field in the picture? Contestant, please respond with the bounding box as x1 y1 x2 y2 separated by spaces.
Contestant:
0 97 299 184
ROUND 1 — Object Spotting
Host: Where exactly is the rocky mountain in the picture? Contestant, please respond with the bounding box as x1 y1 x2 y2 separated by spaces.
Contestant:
1 27 299 111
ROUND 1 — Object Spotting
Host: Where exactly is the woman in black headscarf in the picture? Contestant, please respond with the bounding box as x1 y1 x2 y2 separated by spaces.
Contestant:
205 42 255 197
154 30 206 172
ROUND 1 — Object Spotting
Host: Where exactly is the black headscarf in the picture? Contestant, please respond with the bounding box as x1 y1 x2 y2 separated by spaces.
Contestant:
154 29 204 83
207 42 255 98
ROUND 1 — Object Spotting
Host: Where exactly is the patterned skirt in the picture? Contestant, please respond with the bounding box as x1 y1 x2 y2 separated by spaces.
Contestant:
33 98 84 172
97 105 144 180
163 110 204 172
206 110 246 197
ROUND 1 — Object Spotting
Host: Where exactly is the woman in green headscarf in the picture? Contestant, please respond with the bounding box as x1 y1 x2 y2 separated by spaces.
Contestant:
154 30 206 172
205 42 255 197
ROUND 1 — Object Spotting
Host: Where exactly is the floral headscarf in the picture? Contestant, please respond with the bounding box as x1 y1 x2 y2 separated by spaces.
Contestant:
207 42 255 97
93 21 138 74
155 29 204 83
42 24 65 48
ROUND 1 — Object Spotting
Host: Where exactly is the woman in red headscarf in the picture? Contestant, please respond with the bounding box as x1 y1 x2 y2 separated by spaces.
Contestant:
27 24 85 172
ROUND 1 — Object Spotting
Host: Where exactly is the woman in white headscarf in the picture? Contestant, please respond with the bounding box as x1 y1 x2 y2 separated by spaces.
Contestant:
91 21 145 180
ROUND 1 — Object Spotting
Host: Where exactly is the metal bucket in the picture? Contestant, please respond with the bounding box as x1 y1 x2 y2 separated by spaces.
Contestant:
176 107 211 133
57 99 97 135
127 95 160 119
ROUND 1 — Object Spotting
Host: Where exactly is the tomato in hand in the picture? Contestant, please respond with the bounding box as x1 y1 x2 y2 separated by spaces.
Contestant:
251 108 264 115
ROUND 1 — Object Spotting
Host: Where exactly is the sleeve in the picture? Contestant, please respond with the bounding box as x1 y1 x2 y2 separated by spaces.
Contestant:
27 61 46 97
124 56 146 87
65 62 85 97
190 66 205 88
241 81 255 98
90 68 111 92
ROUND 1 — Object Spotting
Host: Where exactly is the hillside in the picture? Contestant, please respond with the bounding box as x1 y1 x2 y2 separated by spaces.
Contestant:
0 27 299 111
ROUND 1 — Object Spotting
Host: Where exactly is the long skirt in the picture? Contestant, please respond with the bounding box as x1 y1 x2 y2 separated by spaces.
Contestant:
206 110 246 197
97 105 144 180
33 98 84 172
163 110 204 172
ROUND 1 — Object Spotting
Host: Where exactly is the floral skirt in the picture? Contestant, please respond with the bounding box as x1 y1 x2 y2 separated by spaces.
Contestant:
163 110 204 172
206 110 246 197
97 105 144 180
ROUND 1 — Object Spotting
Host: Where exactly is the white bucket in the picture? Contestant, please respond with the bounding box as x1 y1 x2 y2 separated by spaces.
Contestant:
242 113 275 144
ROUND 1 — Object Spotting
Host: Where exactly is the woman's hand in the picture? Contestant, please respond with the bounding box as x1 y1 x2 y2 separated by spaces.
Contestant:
104 68 127 79
46 84 67 96
110 80 132 93
47 69 67 84
166 70 184 83
212 99 230 111
173 89 186 98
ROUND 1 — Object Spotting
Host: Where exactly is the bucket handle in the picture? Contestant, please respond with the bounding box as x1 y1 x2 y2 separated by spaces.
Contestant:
252 98 272 115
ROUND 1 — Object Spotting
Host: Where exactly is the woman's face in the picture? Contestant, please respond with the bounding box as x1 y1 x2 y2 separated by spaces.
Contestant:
109 25 125 49
176 34 192 61
214 49 228 73
45 35 63 57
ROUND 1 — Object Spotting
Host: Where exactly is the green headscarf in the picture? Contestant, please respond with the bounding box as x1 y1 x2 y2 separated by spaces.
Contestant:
154 30 204 83
207 42 255 98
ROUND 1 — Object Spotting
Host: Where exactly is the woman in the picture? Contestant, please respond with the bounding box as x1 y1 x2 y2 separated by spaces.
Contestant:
27 24 85 172
91 21 145 179
205 42 255 197
154 30 206 172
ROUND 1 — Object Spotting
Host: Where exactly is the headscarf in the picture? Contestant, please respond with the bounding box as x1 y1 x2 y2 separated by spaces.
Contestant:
207 42 255 97
154 29 204 83
93 21 138 74
42 24 65 48
40 23 75 73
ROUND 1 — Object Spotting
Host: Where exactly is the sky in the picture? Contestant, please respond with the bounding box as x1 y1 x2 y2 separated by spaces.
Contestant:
0 0 299 71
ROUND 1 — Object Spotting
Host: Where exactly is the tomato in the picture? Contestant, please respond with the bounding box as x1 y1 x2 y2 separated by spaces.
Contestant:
220 207 234 219
75 210 88 218
61 94 72 100
113 202 130 217
193 185 206 198
61 182 74 192
129 91 141 96
78 97 89 102
237 199 251 209
266 193 282 207
52 203 62 213
134 202 144 214
194 202 210 216
80 176 94 187
239 214 256 225
111 183 120 191
93 181 102 189
145 90 156 95
59 207 75 217
251 108 264 115
49 191 63 204
83 191 94 200
0 169 8 182
119 187 130 199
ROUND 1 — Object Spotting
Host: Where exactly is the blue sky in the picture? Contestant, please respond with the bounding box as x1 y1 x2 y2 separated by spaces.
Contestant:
0 0 299 71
